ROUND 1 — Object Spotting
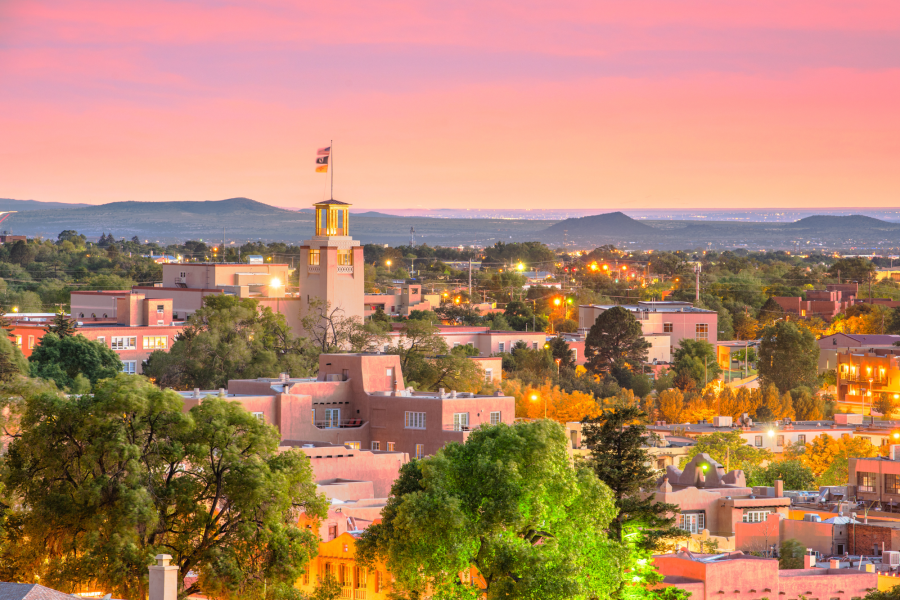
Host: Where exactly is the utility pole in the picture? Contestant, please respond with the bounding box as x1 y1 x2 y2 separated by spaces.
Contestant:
695 263 701 303
468 258 472 298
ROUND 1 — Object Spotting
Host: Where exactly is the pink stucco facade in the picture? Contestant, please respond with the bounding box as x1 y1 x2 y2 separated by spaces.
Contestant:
654 551 877 600
186 353 515 460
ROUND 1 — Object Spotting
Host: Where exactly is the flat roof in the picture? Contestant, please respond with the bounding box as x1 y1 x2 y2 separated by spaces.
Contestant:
580 303 716 314
649 420 855 434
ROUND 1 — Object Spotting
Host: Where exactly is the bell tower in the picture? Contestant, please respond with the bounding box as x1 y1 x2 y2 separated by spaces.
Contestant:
299 200 365 328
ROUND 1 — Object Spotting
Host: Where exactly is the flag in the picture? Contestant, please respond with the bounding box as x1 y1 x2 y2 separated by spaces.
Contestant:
316 165 328 173
316 155 329 165
317 146 331 156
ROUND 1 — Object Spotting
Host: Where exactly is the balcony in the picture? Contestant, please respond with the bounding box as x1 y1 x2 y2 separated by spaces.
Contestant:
308 265 321 274
337 265 354 274
314 419 366 430
355 590 367 600
340 588 351 599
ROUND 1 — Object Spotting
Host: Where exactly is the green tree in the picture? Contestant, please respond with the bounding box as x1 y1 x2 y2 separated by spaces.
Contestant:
503 300 548 332
672 339 721 389
828 257 876 284
29 333 122 390
144 296 318 390
682 431 771 478
757 321 820 393
751 460 816 491
387 322 485 392
792 388 824 420
547 336 576 370
0 334 28 382
47 311 78 337
0 375 328 600
779 539 806 569
357 420 626 600
584 306 650 375
582 407 682 552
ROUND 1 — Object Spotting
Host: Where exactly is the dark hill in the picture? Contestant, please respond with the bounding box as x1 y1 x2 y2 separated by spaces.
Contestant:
541 211 659 237
785 215 898 230
0 198 91 211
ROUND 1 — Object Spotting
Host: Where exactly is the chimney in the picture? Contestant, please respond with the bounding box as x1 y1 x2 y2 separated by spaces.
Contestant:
804 554 817 569
193 388 200 399
218 388 225 397
891 445 900 461
149 554 179 600
775 480 784 498
829 559 840 569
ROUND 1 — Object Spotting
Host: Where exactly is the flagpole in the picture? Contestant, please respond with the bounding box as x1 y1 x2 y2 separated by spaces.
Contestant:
330 139 334 200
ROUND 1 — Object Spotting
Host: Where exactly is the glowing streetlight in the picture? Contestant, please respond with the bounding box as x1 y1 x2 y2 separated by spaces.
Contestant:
386 259 392 268
270 277 282 288
11 307 18 313
517 263 525 271
554 298 561 306
530 393 547 419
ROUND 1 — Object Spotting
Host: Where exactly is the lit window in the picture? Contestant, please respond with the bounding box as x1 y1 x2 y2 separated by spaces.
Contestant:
337 250 353 266
309 250 320 265
415 444 424 459
28 336 34 349
405 411 426 429
696 323 709 341
111 336 136 350
664 322 673 333
490 411 501 425
858 471 876 492
386 442 396 451
345 441 360 450
143 336 167 350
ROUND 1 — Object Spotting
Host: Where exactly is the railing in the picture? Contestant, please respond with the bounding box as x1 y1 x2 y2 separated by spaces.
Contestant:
308 265 321 274
314 419 366 429
355 590 367 600
842 373 888 384
340 588 352 599
337 265 354 274
443 424 472 432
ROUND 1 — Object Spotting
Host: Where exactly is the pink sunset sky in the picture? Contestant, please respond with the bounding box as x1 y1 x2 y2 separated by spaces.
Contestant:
1 1 899 210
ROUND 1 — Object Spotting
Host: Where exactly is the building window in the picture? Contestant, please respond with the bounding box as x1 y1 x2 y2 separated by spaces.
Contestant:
356 567 367 589
498 342 505 352
886 474 900 495
405 411 426 429
453 412 470 431
696 323 709 340
122 361 137 374
375 571 383 593
323 408 340 428
156 304 165 312
679 512 705 533
309 250 320 265
664 322 673 333
386 442 395 451
755 435 763 447
371 441 381 451
453 342 461 348
858 471 877 492
532 342 538 350
337 250 353 266
345 441 360 450
777 435 784 447
97 336 105 345
386 367 393 378
28 335 34 349
485 368 493 382
251 412 265 422
143 336 167 350
490 411 501 425
798 434 806 444
415 444 424 459
743 511 771 523
111 336 136 350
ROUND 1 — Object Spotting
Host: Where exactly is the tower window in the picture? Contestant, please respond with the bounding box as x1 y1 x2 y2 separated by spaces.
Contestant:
309 250 320 265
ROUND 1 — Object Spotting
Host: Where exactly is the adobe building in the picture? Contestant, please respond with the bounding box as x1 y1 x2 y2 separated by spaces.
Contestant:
579 301 718 359
364 282 441 317
655 454 791 541
180 353 515 460
653 549 880 600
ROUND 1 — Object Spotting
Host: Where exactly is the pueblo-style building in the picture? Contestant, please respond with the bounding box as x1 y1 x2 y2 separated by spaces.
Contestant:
179 353 515 460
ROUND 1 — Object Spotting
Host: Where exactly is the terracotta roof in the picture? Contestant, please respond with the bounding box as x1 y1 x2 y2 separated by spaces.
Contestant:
0 583 77 600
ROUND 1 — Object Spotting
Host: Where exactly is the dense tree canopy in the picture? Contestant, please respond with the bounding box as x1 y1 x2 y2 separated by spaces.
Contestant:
0 375 328 600
357 420 626 600
757 320 820 393
29 332 122 390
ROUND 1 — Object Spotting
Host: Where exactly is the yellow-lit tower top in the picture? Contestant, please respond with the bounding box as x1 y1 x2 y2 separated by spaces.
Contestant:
313 199 350 237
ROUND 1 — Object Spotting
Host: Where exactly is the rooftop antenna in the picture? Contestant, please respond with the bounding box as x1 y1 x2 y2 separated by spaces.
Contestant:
410 226 415 247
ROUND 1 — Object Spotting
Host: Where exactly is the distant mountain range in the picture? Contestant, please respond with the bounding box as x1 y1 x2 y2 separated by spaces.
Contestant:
1 197 898 250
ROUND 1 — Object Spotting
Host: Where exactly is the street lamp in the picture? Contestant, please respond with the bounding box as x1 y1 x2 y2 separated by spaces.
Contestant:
530 393 547 419
386 259 392 268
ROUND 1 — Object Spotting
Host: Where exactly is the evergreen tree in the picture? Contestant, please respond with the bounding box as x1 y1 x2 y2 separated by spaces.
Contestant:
584 306 650 375
0 312 12 336
758 320 820 392
582 406 681 551
47 311 78 338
